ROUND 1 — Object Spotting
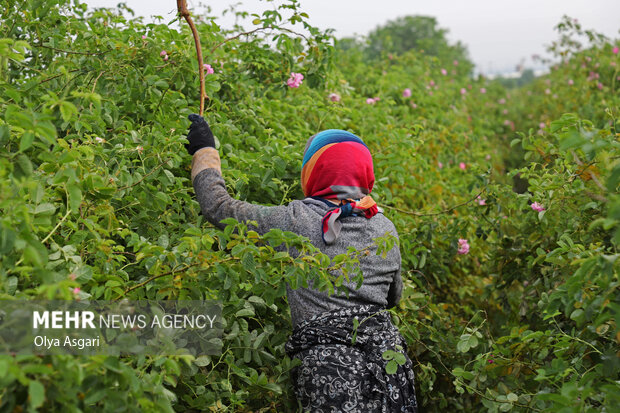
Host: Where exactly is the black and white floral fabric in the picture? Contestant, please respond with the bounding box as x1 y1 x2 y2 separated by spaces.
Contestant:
285 305 418 412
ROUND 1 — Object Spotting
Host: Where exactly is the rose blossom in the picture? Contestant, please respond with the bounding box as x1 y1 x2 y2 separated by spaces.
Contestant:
286 72 304 88
457 239 470 255
203 64 215 75
328 93 341 102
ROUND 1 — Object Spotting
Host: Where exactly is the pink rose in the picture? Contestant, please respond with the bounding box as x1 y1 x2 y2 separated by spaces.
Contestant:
531 202 545 212
460 88 466 95
568 79 574 85
459 162 466 170
441 68 447 75
613 46 619 54
203 64 215 75
402 88 412 98
438 161 443 169
366 98 376 104
73 287 81 295
160 50 167 57
480 87 486 94
457 239 469 255
328 93 341 102
286 72 304 88
141 35 146 40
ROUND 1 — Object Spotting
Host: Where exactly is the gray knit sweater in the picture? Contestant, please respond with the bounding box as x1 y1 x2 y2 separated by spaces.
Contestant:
191 149 402 329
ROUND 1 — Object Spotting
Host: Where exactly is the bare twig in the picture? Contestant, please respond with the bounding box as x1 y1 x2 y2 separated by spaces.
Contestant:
116 160 168 191
210 27 265 53
113 263 199 301
33 43 110 56
210 26 309 53
571 150 606 191
42 208 72 244
176 0 206 115
380 187 487 217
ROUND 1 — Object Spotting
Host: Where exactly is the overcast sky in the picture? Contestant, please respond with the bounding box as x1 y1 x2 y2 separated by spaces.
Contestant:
85 0 619 75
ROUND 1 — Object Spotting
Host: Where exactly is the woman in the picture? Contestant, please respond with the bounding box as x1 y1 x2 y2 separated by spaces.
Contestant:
185 114 417 412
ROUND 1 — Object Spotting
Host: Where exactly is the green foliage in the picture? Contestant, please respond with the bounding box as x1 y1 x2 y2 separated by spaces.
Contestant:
0 1 618 412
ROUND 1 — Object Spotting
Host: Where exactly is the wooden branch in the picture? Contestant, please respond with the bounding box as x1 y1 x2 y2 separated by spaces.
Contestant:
210 27 265 53
176 0 206 116
113 263 199 301
33 43 110 56
210 26 309 53
380 187 487 217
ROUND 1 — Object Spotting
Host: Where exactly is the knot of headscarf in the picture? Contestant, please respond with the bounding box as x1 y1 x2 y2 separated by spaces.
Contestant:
301 129 379 244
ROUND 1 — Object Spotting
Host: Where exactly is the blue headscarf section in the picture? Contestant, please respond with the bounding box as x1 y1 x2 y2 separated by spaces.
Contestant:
302 129 368 167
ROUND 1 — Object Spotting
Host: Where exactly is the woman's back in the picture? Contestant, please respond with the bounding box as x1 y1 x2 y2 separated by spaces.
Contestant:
186 120 417 412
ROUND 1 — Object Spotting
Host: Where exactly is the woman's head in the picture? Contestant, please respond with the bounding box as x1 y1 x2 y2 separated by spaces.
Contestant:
301 129 375 200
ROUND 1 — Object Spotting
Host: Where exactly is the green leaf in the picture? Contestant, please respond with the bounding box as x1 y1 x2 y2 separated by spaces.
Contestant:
498 402 513 412
28 380 45 409
457 339 470 353
13 154 33 178
67 183 82 211
23 242 48 267
235 308 255 318
0 359 8 377
385 360 397 374
20 131 34 151
393 352 406 365
194 355 211 366
60 101 78 122
34 203 56 215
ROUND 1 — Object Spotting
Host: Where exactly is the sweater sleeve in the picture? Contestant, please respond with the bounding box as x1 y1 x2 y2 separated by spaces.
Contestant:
191 147 293 233
386 230 403 308
386 264 403 308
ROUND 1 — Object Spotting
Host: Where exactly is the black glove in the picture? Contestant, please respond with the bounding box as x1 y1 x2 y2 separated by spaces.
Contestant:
185 114 215 155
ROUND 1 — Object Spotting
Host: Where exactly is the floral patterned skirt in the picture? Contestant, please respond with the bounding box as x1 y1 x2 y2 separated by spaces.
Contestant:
285 305 418 413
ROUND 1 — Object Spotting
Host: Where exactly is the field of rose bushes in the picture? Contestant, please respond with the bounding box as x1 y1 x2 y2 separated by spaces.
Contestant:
0 1 618 411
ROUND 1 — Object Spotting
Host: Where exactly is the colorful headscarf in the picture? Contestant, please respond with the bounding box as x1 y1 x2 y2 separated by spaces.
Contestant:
301 129 379 244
